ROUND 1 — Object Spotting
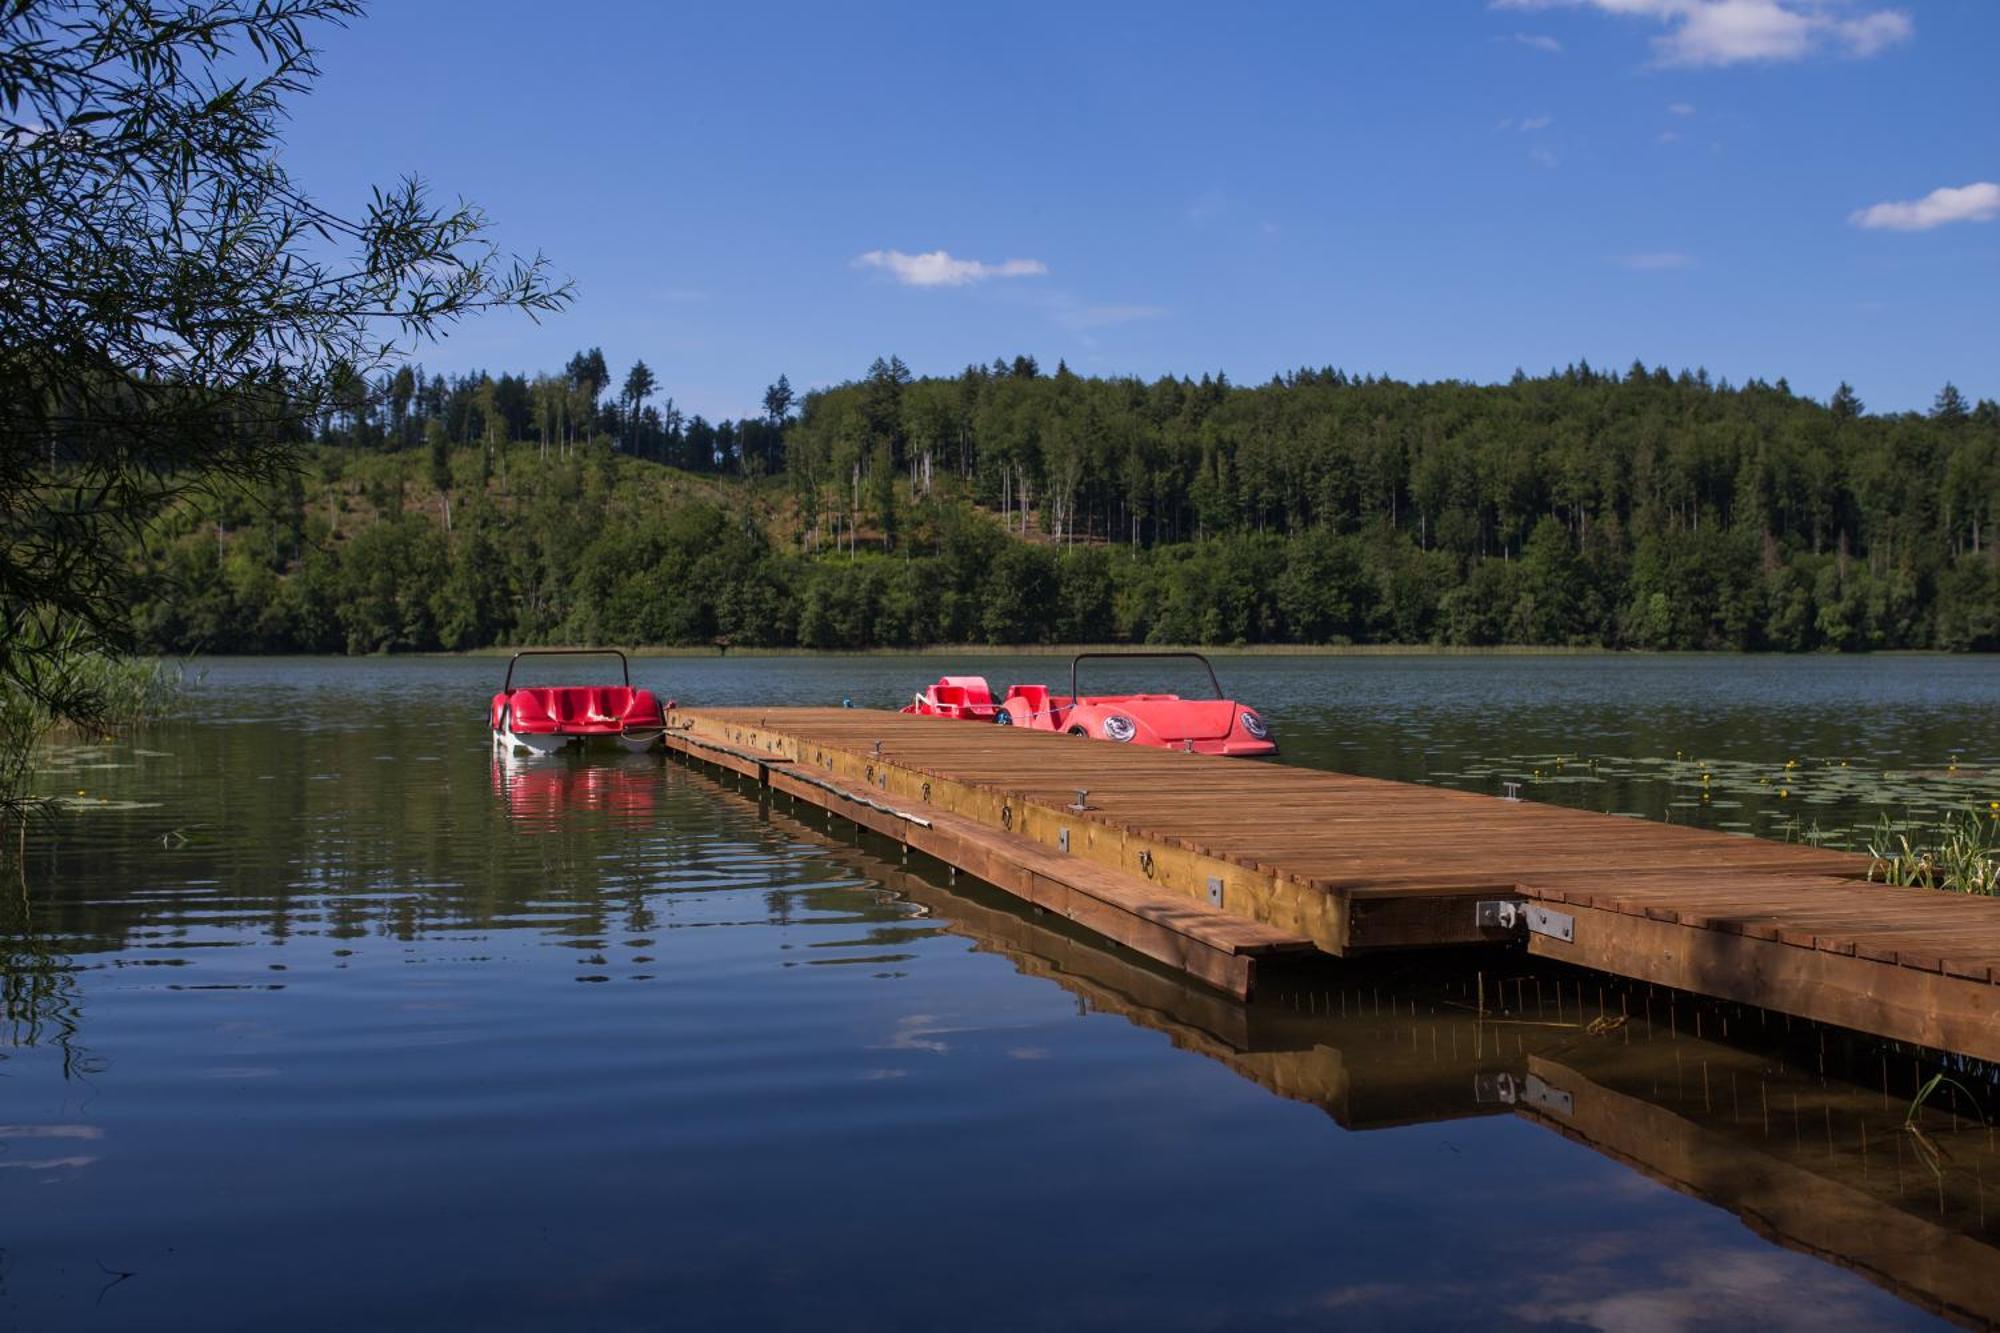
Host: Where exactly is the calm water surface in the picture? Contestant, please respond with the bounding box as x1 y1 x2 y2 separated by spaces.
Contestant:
6 654 1999 1331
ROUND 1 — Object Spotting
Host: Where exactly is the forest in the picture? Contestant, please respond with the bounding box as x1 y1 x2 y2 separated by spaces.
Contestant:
132 353 2000 654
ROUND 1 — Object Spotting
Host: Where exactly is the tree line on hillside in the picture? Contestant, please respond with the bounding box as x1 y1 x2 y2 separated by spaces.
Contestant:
327 348 791 477
142 356 2000 654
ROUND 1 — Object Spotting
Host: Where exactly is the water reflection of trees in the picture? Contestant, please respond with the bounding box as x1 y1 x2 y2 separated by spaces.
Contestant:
1 865 100 1079
5 724 910 958
0 724 921 1075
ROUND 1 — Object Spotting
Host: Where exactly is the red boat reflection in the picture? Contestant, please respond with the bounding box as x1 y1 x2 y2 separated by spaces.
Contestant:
491 753 660 827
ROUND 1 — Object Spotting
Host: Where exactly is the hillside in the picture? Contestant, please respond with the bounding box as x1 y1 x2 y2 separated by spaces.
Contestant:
130 361 2000 654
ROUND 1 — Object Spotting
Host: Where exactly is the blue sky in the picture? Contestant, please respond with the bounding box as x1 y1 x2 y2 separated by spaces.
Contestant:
282 1 1997 419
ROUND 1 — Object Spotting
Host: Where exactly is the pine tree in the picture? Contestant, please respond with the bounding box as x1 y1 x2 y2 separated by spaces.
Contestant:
1933 381 1970 423
621 360 658 451
763 374 795 426
1830 381 1863 422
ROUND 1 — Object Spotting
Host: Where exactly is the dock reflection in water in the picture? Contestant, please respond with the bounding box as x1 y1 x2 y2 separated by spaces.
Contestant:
713 769 2000 1332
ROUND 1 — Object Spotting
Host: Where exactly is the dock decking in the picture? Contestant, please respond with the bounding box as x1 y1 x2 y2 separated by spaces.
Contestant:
663 706 2000 1060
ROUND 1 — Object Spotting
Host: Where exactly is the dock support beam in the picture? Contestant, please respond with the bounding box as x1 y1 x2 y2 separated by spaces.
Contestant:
1528 904 2000 1064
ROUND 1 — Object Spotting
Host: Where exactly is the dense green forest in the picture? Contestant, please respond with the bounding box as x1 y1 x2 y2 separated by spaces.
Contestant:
135 354 2000 654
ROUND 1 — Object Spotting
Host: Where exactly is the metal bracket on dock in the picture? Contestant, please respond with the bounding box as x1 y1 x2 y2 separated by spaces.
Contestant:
1067 788 1090 812
1473 1071 1573 1118
1208 876 1224 908
1058 828 1070 854
1524 904 1573 942
1475 900 1574 943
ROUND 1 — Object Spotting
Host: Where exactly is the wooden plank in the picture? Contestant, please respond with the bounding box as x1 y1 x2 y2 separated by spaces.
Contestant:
1526 902 2000 1062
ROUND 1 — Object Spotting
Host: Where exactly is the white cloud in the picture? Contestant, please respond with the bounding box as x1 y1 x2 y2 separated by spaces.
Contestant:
1510 1247 1902 1333
1668 101 1696 115
1529 146 1560 168
1663 1 1816 62
1520 113 1555 131
1513 32 1565 51
1849 181 2000 231
1490 1 1913 66
1836 8 1912 54
1656 130 1682 142
1620 251 1697 269
0 1124 102 1139
853 248 1048 287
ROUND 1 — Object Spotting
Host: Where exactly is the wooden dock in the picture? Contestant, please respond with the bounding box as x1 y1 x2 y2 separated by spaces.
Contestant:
663 706 2000 1061
686 785 2000 1331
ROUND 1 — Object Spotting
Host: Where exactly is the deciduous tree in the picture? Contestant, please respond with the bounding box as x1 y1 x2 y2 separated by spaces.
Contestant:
0 0 566 733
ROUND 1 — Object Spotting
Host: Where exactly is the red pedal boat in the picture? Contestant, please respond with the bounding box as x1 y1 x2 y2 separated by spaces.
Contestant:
902 652 1275 756
490 649 667 757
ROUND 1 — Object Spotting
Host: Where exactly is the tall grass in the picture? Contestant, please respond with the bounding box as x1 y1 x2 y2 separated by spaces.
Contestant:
0 656 190 823
1867 810 2000 896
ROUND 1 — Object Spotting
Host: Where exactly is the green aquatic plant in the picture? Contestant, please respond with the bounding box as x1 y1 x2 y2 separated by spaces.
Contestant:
1903 1069 1987 1183
1867 809 2000 896
1906 1070 1984 1130
0 656 190 824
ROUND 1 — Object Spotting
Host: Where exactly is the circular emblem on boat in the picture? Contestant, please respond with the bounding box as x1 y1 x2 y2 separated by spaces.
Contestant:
1102 715 1137 743
1241 711 1269 740
994 711 1012 725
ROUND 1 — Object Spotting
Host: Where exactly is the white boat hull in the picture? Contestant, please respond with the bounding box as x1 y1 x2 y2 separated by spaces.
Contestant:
493 725 662 758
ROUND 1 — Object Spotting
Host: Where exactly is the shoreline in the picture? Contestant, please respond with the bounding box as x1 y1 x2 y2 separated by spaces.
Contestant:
173 644 1982 660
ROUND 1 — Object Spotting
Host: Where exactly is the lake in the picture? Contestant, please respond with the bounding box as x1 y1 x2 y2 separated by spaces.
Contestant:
6 653 1999 1331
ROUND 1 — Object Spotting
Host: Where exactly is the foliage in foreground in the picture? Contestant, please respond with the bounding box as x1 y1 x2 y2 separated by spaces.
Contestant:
1 1 564 738
1868 810 2000 896
0 656 188 819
